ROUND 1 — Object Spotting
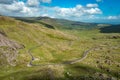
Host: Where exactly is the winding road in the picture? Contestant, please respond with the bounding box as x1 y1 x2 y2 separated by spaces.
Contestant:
27 42 98 66
65 47 97 64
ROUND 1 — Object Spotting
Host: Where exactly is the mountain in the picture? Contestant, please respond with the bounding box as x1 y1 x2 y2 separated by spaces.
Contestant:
0 16 120 80
0 16 75 66
15 16 110 30
100 24 120 33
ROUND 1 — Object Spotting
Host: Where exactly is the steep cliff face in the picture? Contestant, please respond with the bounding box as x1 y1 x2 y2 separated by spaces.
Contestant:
0 33 23 66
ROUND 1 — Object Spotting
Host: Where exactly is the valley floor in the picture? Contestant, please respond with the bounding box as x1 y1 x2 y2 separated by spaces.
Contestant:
0 16 120 80
0 29 120 80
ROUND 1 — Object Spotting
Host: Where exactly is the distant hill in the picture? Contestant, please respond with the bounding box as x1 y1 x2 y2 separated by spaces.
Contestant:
100 25 120 33
14 16 110 30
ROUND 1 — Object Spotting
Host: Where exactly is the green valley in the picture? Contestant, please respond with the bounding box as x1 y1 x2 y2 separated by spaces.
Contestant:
0 16 120 80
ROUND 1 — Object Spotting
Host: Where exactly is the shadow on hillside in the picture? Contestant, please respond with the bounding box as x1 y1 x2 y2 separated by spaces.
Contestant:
100 25 120 33
0 64 119 80
15 18 55 29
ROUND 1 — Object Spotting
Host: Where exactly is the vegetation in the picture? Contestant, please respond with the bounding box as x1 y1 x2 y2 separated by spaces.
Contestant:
0 16 120 80
15 17 110 30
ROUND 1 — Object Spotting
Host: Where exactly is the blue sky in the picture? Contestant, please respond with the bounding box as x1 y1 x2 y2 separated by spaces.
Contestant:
0 0 120 24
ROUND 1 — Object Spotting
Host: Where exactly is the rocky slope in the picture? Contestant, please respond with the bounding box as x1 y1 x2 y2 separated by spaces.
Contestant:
0 33 24 66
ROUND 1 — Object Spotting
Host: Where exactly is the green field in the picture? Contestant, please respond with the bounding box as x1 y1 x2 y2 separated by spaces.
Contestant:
0 16 120 80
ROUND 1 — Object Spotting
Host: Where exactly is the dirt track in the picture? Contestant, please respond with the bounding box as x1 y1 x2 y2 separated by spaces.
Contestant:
27 42 97 66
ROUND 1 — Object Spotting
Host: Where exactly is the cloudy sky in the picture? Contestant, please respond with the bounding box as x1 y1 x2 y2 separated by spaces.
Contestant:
0 0 120 24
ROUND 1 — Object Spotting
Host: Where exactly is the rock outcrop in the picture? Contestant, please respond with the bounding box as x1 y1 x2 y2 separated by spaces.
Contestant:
0 33 24 66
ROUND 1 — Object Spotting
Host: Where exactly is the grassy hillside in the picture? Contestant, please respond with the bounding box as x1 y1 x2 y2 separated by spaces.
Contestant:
15 17 111 30
0 16 75 65
100 25 120 33
0 16 120 80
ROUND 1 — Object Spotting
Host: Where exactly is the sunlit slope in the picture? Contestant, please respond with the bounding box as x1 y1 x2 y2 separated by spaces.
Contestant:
0 16 76 66
15 17 110 30
0 16 120 80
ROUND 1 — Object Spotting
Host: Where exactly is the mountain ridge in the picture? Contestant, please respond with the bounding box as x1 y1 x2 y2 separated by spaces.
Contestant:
14 16 112 30
0 15 120 80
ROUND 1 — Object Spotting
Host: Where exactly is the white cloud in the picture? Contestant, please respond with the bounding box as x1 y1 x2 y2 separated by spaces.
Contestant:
76 5 83 9
27 0 40 7
41 0 51 3
0 0 104 22
0 1 40 17
1 0 120 24
84 8 102 14
21 7 30 14
0 0 102 18
54 5 102 17
26 0 51 7
107 16 119 20
4 1 25 12
86 3 98 8
0 0 16 4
